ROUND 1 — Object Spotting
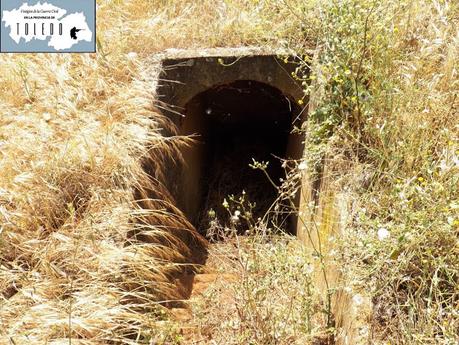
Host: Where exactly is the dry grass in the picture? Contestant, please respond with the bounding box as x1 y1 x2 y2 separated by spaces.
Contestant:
1 0 458 343
0 1 305 343
0 54 196 343
165 235 327 345
299 0 459 343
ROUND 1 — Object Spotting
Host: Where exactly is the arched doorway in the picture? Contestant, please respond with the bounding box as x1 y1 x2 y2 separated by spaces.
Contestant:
176 80 303 235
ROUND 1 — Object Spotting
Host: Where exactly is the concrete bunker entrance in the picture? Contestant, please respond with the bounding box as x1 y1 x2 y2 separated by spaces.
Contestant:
181 80 300 234
156 51 307 237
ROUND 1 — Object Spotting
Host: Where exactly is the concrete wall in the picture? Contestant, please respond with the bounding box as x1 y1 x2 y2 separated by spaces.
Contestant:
156 49 307 230
178 96 209 223
296 74 372 344
155 48 305 124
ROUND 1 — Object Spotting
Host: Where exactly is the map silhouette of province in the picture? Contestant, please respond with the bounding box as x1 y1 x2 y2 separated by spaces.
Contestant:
2 2 93 50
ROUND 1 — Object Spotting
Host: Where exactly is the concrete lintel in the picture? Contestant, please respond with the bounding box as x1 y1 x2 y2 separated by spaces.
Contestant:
154 48 310 124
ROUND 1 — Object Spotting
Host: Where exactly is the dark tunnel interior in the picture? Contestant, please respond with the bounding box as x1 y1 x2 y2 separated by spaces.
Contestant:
177 80 303 236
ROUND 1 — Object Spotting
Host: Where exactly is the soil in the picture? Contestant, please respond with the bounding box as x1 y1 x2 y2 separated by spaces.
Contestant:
167 242 240 343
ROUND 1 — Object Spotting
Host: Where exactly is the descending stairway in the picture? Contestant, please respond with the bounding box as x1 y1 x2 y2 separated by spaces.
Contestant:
167 243 239 343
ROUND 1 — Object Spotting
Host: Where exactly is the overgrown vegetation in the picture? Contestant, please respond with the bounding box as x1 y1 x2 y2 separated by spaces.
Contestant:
0 0 457 344
183 235 327 344
298 0 459 343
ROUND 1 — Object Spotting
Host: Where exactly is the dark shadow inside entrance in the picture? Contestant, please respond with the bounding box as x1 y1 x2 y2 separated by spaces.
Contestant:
178 80 303 236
